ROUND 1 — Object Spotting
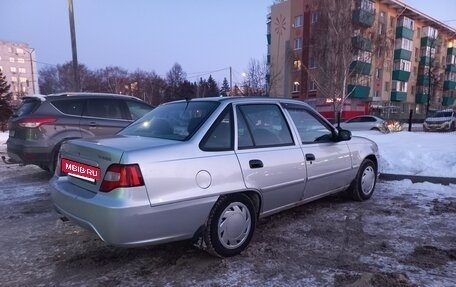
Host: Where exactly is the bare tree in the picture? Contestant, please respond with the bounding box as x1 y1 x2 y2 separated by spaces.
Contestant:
244 58 266 96
309 0 392 122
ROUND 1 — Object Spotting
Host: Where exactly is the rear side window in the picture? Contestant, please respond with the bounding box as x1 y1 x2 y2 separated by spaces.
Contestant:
83 99 124 119
126 100 153 120
52 99 84 116
13 99 40 117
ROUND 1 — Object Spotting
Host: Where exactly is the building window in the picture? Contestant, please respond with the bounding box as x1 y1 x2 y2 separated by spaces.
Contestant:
393 60 411 72
18 68 26 74
19 77 27 83
390 16 395 29
9 57 15 63
375 68 381 79
10 67 17 73
411 85 415 95
353 50 372 63
392 80 407 92
385 81 390 92
0 66 2 72
294 15 303 27
292 81 300 92
359 0 374 13
395 38 413 51
311 11 319 24
294 37 302 50
11 76 17 82
293 60 302 70
16 48 24 54
378 23 385 35
309 81 317 91
309 55 317 69
18 58 25 64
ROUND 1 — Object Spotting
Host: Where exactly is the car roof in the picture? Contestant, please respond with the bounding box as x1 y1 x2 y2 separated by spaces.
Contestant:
22 92 143 102
162 96 313 107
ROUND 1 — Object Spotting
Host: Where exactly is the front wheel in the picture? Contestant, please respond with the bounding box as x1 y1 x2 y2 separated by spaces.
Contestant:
204 194 256 257
348 159 377 201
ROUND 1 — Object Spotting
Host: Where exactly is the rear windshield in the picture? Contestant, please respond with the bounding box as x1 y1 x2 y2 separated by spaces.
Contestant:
12 99 40 117
119 101 219 141
433 111 453 118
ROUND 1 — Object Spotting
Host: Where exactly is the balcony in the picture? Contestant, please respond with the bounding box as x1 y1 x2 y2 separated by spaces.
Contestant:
395 27 414 40
446 64 456 73
391 91 407 102
347 84 370 99
419 56 432 66
442 96 455 106
352 9 375 27
443 80 456 91
352 36 372 51
392 70 411 81
415 93 428 104
447 47 456 56
350 61 371 75
417 75 430 86
420 37 437 47
394 49 412 61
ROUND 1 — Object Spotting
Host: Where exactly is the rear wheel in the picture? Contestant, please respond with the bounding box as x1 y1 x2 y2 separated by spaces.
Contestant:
348 159 377 201
204 194 256 257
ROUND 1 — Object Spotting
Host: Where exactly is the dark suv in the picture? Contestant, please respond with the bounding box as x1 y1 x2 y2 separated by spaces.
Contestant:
6 92 154 172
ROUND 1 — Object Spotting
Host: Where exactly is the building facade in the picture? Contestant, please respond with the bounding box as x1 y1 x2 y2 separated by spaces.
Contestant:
267 0 456 120
0 41 39 104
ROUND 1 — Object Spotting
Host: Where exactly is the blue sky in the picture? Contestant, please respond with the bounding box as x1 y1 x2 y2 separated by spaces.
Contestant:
1 0 455 85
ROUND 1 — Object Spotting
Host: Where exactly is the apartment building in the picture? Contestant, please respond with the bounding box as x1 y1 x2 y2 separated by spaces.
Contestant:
267 0 456 120
0 41 39 103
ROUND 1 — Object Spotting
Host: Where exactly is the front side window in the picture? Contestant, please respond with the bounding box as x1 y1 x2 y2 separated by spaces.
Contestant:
237 104 293 149
120 101 219 141
285 107 334 143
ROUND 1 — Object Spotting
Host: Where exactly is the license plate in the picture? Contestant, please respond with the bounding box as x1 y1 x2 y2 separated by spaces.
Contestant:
61 158 101 183
9 130 15 137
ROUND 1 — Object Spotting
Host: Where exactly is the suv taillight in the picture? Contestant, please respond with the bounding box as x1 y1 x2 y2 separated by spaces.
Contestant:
99 164 144 192
17 117 57 128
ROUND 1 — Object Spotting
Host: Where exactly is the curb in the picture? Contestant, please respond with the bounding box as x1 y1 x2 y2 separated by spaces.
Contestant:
379 173 456 186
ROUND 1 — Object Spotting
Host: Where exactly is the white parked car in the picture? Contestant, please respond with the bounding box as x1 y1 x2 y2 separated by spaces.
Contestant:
423 109 456 132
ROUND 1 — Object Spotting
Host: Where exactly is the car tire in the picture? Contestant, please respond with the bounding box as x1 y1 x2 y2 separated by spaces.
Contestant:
204 193 256 257
348 159 377 201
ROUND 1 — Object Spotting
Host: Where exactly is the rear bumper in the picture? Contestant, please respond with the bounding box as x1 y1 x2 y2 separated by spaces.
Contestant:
7 138 53 165
50 176 217 247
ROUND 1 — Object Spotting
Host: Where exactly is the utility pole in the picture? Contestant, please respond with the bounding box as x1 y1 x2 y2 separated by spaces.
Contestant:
68 0 80 91
229 66 232 94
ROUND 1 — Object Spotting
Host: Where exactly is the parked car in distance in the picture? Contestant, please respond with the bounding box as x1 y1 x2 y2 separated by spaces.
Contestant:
423 109 456 132
50 97 379 257
339 115 402 133
6 92 154 172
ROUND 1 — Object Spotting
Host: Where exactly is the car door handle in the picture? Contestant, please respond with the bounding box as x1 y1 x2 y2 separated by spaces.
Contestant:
89 122 97 127
305 153 315 161
249 159 263 169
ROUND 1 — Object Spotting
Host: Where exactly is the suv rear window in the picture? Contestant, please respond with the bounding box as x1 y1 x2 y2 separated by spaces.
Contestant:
13 99 40 117
52 99 84 116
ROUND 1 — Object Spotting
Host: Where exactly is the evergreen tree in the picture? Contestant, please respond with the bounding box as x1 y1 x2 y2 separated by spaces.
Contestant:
206 75 219 97
0 70 13 131
220 77 230 97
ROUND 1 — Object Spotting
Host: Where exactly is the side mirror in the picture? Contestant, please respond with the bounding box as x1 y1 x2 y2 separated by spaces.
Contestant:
337 129 351 141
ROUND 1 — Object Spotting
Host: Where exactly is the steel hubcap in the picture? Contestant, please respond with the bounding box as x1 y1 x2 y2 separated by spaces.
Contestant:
218 202 251 249
361 166 376 195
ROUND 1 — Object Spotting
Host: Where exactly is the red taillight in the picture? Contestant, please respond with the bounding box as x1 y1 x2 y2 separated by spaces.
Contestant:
99 164 144 192
18 117 57 128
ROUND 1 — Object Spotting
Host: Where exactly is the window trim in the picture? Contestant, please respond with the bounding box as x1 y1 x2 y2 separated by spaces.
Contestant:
199 105 234 152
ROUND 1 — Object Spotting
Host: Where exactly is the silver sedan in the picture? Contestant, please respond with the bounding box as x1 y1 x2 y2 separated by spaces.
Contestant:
50 97 379 257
